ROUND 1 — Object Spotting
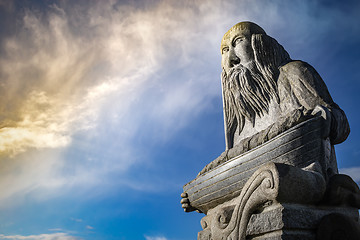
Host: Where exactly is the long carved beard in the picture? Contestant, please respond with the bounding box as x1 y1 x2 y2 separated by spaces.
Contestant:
222 62 279 134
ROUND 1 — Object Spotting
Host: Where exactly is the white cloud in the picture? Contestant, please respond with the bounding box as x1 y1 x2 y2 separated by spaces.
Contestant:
144 235 168 240
0 0 231 203
0 0 233 157
85 226 94 230
0 91 72 156
0 149 67 208
0 233 81 240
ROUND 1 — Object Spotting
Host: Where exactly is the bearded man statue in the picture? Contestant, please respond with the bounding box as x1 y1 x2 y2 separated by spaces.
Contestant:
181 21 360 240
197 21 350 179
221 21 348 148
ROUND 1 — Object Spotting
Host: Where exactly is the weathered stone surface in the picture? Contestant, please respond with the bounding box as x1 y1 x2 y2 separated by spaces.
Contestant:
184 116 329 213
247 203 359 236
321 174 360 208
199 21 349 176
220 22 349 151
193 162 360 240
180 21 360 240
317 213 360 240
196 163 329 240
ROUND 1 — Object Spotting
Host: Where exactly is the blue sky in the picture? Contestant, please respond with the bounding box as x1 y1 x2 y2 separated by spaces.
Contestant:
0 0 359 239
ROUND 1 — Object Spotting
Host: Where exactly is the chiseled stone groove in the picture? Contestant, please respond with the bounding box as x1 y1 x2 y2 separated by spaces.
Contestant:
184 117 323 193
191 139 321 202
196 154 321 210
185 119 325 212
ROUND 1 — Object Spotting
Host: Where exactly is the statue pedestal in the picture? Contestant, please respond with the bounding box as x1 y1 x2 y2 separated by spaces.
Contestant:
246 203 358 239
195 164 360 240
200 202 359 240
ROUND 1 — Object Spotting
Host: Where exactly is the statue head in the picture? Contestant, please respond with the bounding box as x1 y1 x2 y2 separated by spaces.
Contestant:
221 22 266 74
220 22 291 149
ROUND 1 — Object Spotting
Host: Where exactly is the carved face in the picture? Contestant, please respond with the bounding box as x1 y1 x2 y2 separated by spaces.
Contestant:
221 27 254 75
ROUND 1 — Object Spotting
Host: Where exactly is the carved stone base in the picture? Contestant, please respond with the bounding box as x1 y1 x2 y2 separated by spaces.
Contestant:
199 202 360 240
247 203 359 239
193 162 360 240
182 119 360 240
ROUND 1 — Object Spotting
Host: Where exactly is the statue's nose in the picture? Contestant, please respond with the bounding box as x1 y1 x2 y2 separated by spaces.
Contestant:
229 47 240 67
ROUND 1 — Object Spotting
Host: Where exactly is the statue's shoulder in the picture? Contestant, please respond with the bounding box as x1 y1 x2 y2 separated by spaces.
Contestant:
279 60 317 77
278 60 323 87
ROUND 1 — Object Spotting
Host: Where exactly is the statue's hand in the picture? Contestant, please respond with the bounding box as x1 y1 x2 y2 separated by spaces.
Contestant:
311 105 331 139
181 192 201 213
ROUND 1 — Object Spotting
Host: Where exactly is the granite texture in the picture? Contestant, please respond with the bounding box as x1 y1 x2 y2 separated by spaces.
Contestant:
196 163 328 240
247 204 359 237
184 116 328 213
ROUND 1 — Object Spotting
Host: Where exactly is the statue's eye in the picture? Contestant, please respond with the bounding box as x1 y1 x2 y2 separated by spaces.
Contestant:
233 37 244 46
222 47 229 54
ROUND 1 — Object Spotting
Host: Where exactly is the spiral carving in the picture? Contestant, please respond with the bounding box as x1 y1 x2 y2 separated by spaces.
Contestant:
207 163 280 240
200 217 208 230
216 206 235 229
230 168 278 240
197 160 334 240
199 216 212 240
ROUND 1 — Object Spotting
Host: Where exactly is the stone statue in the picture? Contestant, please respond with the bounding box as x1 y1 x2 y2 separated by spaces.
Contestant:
199 21 349 176
181 22 360 240
221 22 348 149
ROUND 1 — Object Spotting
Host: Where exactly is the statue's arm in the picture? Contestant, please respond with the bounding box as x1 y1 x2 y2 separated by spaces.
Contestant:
280 61 350 144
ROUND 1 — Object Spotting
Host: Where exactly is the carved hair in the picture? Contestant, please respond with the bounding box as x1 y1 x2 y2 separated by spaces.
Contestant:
252 34 291 88
222 33 291 148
